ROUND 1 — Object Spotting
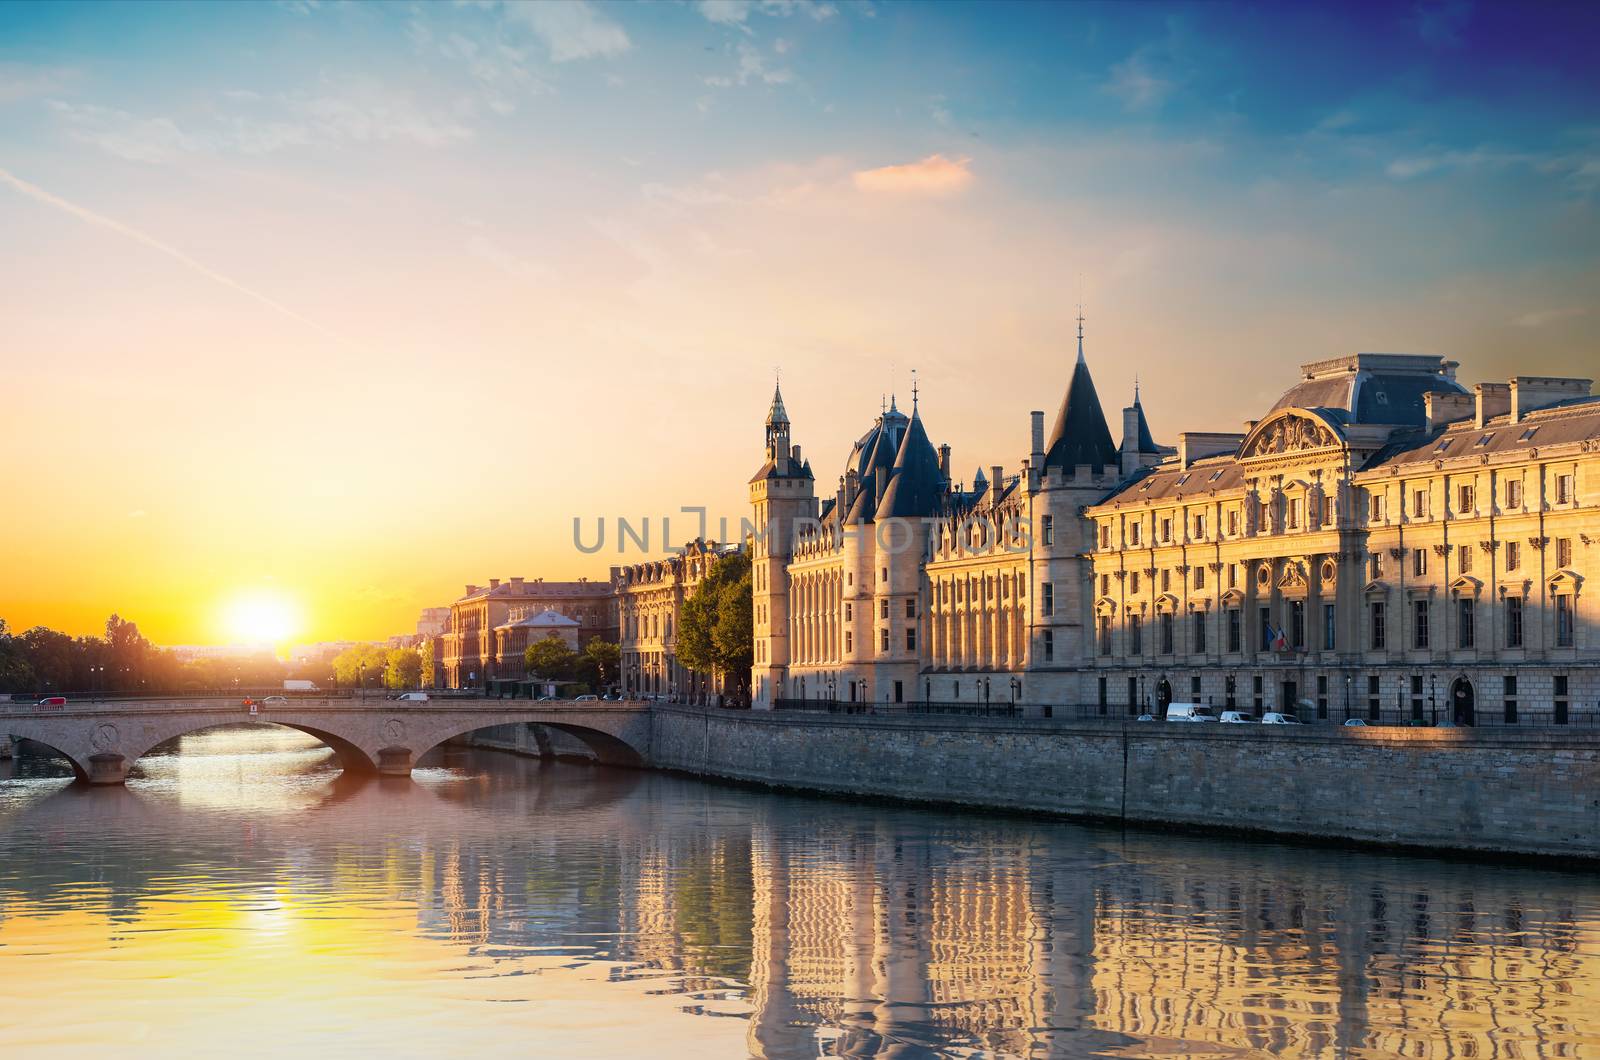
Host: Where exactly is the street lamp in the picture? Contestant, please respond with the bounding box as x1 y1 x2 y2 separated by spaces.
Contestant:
1429 673 1438 725
1343 674 1352 721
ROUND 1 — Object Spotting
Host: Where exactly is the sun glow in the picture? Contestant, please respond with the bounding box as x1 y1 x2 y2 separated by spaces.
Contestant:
222 591 302 645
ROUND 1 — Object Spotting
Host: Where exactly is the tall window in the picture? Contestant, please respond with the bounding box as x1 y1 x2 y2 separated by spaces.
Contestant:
1411 675 1424 721
1458 544 1473 573
1130 572 1140 594
1100 573 1110 595
1556 473 1574 504
1287 498 1301 530
1503 675 1517 724
880 629 889 652
1370 494 1386 521
1128 615 1142 655
1506 597 1523 648
1098 616 1112 655
1159 612 1174 654
1556 596 1574 647
1506 540 1520 571
1556 538 1573 568
1227 510 1239 536
1042 515 1054 545
1193 611 1207 654
905 598 916 619
1555 675 1569 725
1368 674 1381 721
1098 676 1107 710
1193 565 1206 589
844 631 852 652
1370 553 1383 580
1161 569 1171 592
1042 630 1054 662
1414 548 1428 577
1322 603 1336 651
1506 479 1522 508
1227 608 1242 653
1130 523 1142 546
1458 484 1475 512
1414 599 1430 649
1259 606 1273 651
1099 523 1110 548
905 627 916 651
1041 583 1054 617
880 599 889 619
1370 601 1386 650
1412 488 1427 518
1161 517 1172 543
1457 598 1475 649
1290 601 1306 649
1193 514 1206 539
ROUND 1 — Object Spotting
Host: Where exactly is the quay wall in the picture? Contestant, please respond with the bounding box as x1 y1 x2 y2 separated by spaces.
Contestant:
646 706 1600 860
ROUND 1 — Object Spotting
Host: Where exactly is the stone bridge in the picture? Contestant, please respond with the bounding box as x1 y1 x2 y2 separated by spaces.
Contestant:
0 697 653 784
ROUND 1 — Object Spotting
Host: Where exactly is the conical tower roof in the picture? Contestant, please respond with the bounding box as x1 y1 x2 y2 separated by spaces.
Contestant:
1043 329 1118 471
879 409 945 518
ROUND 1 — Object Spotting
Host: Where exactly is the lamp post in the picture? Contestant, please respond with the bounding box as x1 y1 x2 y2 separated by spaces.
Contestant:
1010 676 1021 718
1343 674 1352 722
1429 673 1438 725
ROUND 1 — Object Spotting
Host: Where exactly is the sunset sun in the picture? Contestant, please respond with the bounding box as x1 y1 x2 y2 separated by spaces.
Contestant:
222 591 301 645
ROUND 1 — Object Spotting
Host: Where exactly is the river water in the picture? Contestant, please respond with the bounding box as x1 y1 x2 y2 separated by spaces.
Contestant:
2 727 1599 1059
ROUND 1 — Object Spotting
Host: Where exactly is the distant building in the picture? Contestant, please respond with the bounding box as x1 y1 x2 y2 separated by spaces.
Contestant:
493 608 581 682
441 577 617 689
416 607 450 638
616 538 740 702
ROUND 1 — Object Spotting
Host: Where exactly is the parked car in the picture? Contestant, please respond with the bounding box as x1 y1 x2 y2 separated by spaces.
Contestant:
1165 703 1217 722
536 696 558 702
1219 711 1257 723
1135 713 1157 722
1343 718 1368 726
262 695 288 706
573 694 598 701
394 692 429 702
37 696 67 708
1261 712 1302 725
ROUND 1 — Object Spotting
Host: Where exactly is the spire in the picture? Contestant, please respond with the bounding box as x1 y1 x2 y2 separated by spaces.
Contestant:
1043 328 1118 472
1123 382 1160 455
766 377 789 428
911 368 918 412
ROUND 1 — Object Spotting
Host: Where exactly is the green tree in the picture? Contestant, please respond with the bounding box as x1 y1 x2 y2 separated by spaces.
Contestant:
333 643 389 688
578 638 620 689
383 647 422 690
676 551 753 700
0 619 35 693
418 636 437 688
524 635 577 681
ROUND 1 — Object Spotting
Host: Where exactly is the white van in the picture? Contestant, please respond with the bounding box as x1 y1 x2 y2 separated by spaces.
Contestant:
1219 711 1256 723
395 692 429 702
1261 712 1302 725
1165 703 1217 722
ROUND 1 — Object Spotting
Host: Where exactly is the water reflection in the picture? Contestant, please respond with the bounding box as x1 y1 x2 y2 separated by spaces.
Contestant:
2 728 1599 1057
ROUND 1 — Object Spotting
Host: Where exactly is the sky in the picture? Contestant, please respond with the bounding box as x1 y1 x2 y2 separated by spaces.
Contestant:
1 0 1597 646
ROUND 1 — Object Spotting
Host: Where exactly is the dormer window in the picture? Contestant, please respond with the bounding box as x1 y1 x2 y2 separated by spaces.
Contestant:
1475 433 1494 447
1208 470 1224 482
1519 426 1539 442
1433 438 1453 454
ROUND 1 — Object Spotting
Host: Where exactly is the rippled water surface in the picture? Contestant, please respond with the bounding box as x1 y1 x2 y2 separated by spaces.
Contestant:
3 726 1600 1058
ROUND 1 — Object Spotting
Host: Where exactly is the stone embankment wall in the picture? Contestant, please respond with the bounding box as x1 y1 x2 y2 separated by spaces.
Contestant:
647 706 1600 860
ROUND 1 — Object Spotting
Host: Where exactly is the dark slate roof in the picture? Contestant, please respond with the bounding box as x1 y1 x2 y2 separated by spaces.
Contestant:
747 456 814 483
878 409 946 518
766 383 790 427
1366 397 1600 469
1270 353 1468 427
1044 351 1119 470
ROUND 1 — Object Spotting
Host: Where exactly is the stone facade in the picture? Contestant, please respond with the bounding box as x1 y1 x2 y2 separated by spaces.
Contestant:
615 538 739 702
750 341 1598 720
441 576 617 689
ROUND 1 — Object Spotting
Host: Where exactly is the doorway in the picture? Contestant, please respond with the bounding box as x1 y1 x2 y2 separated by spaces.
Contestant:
1451 677 1476 726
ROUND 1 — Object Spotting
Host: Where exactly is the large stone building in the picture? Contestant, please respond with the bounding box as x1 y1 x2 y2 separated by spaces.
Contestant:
750 338 1598 723
440 577 617 689
616 538 740 702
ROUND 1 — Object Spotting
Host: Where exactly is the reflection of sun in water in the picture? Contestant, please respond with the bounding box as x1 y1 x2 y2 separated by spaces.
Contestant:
223 590 301 644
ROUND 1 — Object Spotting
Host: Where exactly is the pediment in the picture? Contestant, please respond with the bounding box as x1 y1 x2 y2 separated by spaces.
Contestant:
1220 588 1245 606
1155 593 1181 613
1239 408 1345 461
1548 569 1583 591
1449 575 1482 595
1363 579 1389 595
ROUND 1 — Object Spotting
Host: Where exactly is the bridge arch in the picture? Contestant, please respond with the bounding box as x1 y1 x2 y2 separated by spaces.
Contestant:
121 721 380 779
402 719 646 775
6 735 91 783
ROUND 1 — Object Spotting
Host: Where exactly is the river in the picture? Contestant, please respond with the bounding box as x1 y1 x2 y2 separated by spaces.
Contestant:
2 726 1598 1058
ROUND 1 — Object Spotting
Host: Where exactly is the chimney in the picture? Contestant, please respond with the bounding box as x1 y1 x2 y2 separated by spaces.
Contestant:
990 465 1004 497
465 584 478 596
509 577 525 592
1509 376 1593 424
1121 405 1140 476
1030 411 1045 460
1473 382 1511 427
844 468 860 507
1424 391 1473 430
489 578 500 590
791 443 802 464
938 443 951 481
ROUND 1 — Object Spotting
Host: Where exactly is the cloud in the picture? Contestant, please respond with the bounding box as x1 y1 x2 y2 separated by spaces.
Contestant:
0 166 343 339
695 0 837 30
502 0 631 62
0 62 76 104
705 42 795 88
1413 0 1473 48
1514 306 1588 328
48 79 473 161
853 154 974 196
1102 20 1189 112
